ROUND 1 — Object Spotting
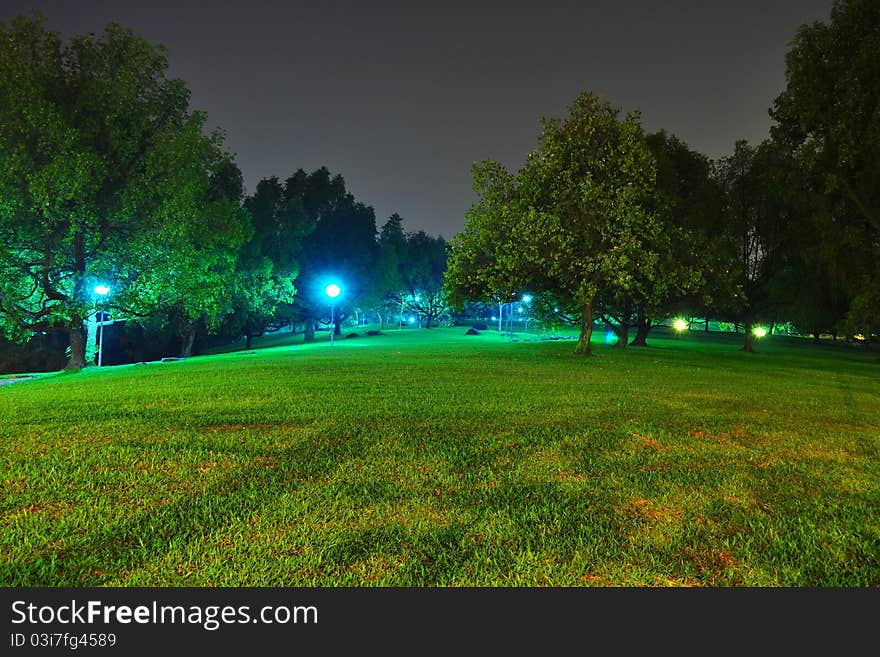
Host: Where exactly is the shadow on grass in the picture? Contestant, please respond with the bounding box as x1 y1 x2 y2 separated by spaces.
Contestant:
1 429 378 586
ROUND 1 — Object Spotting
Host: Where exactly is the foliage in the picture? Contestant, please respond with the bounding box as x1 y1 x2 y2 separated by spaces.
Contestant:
286 168 378 339
447 92 665 355
399 231 451 328
117 149 250 356
712 140 798 351
219 173 313 347
770 0 880 338
0 14 244 367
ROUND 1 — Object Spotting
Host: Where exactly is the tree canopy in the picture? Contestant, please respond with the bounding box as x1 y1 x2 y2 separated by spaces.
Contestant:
0 14 245 368
770 0 880 338
447 92 665 355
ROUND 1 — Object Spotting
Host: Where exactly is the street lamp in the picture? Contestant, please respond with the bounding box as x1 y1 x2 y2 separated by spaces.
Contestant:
94 285 110 366
325 283 341 346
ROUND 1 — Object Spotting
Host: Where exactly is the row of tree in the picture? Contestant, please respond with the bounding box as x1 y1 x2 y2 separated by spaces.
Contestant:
222 170 451 351
1 2 876 370
444 0 878 354
0 13 450 370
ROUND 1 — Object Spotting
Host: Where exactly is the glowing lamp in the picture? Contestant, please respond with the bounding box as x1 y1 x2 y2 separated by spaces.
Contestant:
673 318 688 332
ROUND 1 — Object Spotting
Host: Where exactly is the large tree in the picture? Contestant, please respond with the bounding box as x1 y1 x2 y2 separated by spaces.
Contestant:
118 151 250 357
0 15 241 368
220 174 311 349
593 130 720 348
634 130 728 342
444 160 525 316
713 140 796 352
770 0 880 339
289 168 378 340
446 92 663 355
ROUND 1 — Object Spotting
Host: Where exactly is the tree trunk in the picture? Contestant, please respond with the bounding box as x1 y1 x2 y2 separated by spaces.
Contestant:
66 325 87 371
245 332 253 349
629 313 651 347
741 318 754 352
616 321 629 348
180 325 196 357
66 230 88 371
575 299 594 356
334 320 341 336
812 332 821 344
304 321 315 343
705 318 710 332
425 314 433 329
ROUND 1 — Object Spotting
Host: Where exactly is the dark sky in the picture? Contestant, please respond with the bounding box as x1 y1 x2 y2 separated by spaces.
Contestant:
3 1 833 239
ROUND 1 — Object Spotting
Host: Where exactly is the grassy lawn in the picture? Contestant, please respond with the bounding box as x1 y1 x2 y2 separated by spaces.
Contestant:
1 327 877 586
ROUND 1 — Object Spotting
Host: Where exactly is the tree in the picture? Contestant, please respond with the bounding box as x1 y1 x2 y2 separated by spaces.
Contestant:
400 231 450 328
370 213 408 327
0 14 241 368
444 160 526 316
617 130 726 347
220 173 311 349
713 140 796 352
446 92 663 355
770 0 880 339
118 150 250 357
289 168 378 340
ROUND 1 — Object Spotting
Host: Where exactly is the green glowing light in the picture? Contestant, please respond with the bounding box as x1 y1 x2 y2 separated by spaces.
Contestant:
94 285 110 296
753 326 767 338
673 318 688 332
325 283 341 299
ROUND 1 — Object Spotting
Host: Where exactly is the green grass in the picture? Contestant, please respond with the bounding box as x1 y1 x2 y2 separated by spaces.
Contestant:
1 327 877 586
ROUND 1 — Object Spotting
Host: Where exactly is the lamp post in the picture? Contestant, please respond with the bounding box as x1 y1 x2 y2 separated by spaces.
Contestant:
325 283 341 346
94 285 110 366
521 294 532 334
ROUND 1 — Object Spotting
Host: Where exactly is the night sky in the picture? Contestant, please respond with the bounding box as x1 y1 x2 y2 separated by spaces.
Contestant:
3 1 833 239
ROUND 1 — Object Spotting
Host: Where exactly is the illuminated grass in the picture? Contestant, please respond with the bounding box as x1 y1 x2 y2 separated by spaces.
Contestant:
1 328 877 586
